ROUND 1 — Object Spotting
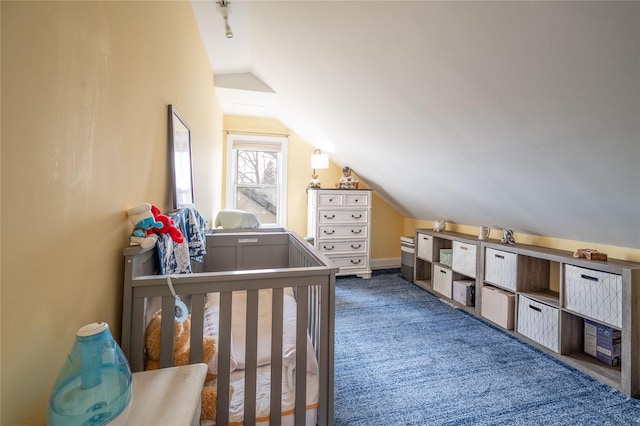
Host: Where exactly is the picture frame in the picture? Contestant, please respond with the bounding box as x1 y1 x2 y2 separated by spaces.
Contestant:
168 104 195 210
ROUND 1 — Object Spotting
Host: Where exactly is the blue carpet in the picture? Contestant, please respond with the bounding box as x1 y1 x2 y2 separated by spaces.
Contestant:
334 270 640 425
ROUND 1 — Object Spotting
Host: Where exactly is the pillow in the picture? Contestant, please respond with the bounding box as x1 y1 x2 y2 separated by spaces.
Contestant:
203 293 239 375
228 288 319 374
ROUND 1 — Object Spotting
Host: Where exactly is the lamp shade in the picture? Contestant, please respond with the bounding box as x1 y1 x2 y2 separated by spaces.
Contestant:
311 153 329 170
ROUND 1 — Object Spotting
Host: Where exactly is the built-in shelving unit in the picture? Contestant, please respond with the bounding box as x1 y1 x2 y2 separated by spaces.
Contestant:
414 228 640 397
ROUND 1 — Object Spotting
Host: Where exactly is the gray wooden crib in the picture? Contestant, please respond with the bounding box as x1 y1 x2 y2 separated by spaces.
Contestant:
122 229 337 426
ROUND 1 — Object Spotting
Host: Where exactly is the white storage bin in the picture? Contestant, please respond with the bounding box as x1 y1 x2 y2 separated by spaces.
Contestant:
481 286 515 330
452 241 477 278
485 248 517 291
565 265 622 328
416 233 433 261
517 295 559 353
433 266 452 299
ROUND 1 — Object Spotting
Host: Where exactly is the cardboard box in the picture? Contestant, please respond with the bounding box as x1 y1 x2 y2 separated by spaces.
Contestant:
481 286 515 330
584 320 597 357
453 280 475 306
584 319 621 366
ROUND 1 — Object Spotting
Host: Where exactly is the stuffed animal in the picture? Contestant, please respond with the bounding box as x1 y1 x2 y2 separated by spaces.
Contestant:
308 173 321 189
127 203 163 248
144 310 231 421
147 205 185 244
336 166 359 189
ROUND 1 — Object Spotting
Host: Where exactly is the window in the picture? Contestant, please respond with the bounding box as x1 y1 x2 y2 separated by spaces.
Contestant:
225 134 288 227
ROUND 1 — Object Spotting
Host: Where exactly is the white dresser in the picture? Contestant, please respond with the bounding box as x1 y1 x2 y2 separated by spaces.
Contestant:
307 188 372 279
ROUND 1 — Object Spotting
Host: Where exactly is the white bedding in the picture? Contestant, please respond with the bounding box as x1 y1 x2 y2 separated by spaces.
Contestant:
202 364 319 426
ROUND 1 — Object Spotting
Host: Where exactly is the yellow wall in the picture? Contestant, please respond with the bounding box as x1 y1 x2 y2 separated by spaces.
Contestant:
1 2 223 424
404 219 640 263
221 115 404 260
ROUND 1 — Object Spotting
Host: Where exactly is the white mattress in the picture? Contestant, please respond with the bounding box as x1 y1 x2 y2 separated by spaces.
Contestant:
203 364 319 426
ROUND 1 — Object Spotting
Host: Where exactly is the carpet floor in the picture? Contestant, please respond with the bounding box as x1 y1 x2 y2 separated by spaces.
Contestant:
333 270 640 425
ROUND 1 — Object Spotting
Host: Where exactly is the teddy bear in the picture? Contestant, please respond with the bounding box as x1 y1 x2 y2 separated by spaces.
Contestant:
147 205 185 244
144 310 231 421
127 203 163 249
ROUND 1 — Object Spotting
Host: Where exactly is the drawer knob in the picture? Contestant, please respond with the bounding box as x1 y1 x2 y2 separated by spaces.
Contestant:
323 245 335 251
351 229 362 234
350 259 362 264
323 230 335 235
351 244 362 249
351 214 362 219
324 214 335 219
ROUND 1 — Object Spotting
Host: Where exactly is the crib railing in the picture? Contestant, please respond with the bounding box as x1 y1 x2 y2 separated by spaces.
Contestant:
122 231 337 426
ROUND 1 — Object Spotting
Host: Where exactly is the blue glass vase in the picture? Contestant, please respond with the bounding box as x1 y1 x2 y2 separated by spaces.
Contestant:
47 322 132 426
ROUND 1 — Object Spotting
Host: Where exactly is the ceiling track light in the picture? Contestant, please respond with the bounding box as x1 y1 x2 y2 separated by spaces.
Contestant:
217 0 233 39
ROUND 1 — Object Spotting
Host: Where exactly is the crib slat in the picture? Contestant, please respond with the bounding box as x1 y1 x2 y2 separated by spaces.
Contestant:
190 294 205 363
295 285 309 426
130 295 146 372
217 291 232 426
270 288 284 426
244 289 259 426
160 296 176 368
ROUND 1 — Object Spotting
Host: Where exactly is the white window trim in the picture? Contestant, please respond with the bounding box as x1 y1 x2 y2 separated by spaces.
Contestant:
225 133 288 227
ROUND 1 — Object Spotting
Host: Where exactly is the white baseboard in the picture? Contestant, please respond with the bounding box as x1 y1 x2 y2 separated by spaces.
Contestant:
371 257 401 270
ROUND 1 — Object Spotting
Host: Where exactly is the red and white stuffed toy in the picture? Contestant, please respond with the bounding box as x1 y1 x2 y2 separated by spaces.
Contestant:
146 205 185 243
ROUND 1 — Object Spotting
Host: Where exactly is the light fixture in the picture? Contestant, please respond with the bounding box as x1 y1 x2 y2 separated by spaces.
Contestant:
217 0 233 39
309 148 329 190
311 149 329 175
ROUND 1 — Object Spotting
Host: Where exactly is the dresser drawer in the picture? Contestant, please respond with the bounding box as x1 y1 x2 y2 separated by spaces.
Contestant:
318 225 367 239
416 233 433 261
433 266 452 298
564 265 622 328
452 241 477 278
345 192 370 207
329 255 368 270
319 210 368 224
318 193 344 206
517 295 559 352
485 248 517 291
318 240 366 254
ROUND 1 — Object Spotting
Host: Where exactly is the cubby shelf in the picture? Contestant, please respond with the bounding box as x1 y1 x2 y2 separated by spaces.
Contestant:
413 228 640 397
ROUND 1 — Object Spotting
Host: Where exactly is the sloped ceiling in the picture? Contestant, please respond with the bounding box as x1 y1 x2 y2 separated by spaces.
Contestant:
192 1 640 249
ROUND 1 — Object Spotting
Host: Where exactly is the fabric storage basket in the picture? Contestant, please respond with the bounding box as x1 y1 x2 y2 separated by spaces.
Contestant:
517 295 559 353
452 241 477 278
564 265 622 328
484 248 517 291
416 233 433 261
432 265 452 298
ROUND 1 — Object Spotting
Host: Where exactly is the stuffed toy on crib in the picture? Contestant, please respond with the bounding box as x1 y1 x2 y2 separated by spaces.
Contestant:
127 203 163 249
147 205 184 243
144 310 233 420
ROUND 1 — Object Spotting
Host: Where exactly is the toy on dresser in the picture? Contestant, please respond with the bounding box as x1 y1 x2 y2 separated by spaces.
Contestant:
144 310 233 421
336 166 359 189
308 174 321 189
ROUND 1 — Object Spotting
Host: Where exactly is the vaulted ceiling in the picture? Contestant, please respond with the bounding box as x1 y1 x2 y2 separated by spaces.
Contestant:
192 1 640 249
